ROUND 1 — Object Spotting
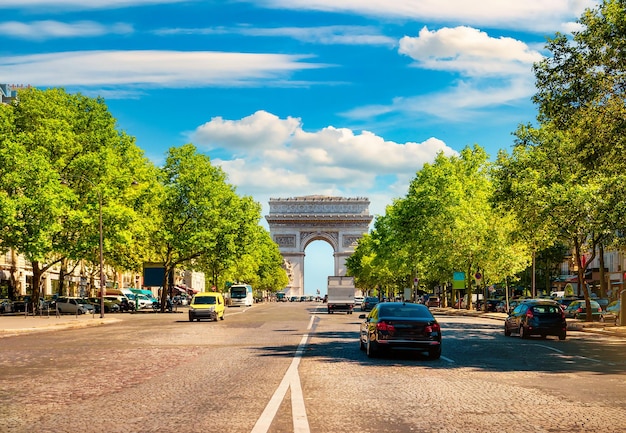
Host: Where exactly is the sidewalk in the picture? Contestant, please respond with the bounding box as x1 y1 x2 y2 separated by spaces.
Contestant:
437 307 626 338
0 312 122 338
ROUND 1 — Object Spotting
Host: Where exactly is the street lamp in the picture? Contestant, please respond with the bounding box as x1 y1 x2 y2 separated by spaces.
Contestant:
61 177 137 318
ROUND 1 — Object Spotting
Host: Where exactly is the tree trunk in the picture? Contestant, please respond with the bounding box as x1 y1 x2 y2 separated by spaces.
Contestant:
599 243 606 298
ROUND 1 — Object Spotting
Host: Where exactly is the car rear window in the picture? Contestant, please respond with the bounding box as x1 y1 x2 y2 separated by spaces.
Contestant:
379 304 433 318
532 305 560 314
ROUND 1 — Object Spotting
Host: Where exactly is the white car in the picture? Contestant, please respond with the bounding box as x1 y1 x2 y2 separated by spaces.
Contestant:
133 294 155 309
354 296 364 307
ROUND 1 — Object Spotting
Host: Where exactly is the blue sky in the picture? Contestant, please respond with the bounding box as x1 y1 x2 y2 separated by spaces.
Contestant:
0 0 598 294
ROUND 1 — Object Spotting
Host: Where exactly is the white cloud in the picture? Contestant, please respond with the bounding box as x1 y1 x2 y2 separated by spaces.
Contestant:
399 26 543 77
0 50 322 88
193 111 302 151
157 25 395 47
193 110 457 203
233 25 395 47
345 26 540 122
256 0 598 33
0 20 133 40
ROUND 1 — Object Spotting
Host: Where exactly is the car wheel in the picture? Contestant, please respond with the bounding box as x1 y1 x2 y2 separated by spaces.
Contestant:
188 315 193 322
78 309 84 315
519 325 527 339
504 325 511 337
558 331 566 341
366 338 378 358
427 345 442 360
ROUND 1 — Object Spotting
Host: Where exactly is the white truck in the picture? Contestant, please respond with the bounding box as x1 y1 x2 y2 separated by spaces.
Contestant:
327 276 355 314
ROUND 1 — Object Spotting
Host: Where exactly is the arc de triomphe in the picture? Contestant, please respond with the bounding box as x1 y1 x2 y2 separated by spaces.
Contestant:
266 196 373 296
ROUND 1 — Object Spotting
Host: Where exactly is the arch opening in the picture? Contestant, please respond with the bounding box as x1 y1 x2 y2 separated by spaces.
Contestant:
304 240 334 297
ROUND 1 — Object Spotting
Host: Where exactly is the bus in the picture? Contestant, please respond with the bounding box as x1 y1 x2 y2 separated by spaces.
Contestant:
229 284 254 307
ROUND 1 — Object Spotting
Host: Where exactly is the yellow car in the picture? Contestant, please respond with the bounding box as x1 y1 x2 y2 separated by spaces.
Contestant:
188 292 225 322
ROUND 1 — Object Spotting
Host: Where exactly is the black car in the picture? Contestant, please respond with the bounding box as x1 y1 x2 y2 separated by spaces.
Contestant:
504 299 566 340
359 302 442 359
361 296 379 311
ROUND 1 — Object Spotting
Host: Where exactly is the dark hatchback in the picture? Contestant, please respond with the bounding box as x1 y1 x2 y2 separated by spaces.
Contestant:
504 299 566 340
359 302 442 359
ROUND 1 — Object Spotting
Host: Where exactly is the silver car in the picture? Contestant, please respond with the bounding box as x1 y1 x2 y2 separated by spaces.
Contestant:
54 297 95 315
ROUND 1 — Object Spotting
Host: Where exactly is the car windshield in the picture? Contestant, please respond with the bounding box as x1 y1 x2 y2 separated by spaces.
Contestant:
194 296 216 305
231 289 246 298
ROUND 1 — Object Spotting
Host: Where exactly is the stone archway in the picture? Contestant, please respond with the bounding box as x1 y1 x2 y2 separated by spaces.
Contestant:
266 196 372 296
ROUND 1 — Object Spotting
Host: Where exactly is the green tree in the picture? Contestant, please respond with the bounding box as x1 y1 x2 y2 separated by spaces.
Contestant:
151 143 254 309
0 88 151 309
510 0 626 319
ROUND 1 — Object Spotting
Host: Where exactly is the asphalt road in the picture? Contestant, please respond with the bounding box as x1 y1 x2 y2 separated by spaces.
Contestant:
1 302 625 433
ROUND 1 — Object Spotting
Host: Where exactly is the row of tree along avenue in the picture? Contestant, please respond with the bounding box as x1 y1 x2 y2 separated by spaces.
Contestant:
0 87 288 312
346 0 626 321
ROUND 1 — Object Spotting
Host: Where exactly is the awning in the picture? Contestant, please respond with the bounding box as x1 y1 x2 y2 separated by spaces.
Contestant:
174 285 199 294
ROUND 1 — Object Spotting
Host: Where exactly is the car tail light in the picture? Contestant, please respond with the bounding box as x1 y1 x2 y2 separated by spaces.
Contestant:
424 322 441 335
376 321 395 332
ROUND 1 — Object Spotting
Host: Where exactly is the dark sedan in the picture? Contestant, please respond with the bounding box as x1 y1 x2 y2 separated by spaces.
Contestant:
504 299 566 340
359 302 442 359
361 296 379 311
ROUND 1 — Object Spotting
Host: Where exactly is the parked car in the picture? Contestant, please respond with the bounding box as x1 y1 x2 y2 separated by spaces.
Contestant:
359 302 442 359
0 299 15 314
54 297 95 315
12 298 27 312
555 296 582 311
172 295 188 306
131 294 154 309
87 297 121 313
604 300 621 324
563 300 604 321
593 298 610 311
476 299 500 312
425 296 441 308
361 296 379 311
354 296 364 307
495 301 508 313
504 299 566 340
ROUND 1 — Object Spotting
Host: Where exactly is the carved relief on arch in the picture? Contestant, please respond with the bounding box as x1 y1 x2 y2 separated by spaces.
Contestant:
300 231 338 251
342 235 362 248
274 234 296 248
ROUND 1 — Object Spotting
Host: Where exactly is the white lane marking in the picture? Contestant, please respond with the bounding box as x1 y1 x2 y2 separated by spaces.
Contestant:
440 355 455 363
535 344 564 354
250 315 315 433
